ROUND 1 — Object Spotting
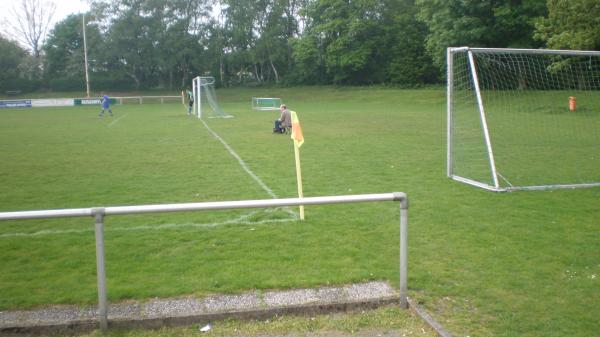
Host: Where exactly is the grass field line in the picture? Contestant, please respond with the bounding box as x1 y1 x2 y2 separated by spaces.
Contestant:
200 118 297 219
0 208 298 238
107 113 128 127
200 118 279 199
0 113 300 239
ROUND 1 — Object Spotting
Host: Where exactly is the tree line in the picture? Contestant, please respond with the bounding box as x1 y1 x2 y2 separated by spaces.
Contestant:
1 0 599 93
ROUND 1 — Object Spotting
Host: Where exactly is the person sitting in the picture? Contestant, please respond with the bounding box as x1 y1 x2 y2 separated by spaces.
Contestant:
273 104 291 133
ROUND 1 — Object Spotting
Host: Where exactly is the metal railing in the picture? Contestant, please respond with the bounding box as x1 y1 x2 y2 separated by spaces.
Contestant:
0 192 408 332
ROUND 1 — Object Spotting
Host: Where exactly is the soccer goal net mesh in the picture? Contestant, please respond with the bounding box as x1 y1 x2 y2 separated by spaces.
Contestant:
252 97 282 110
448 47 600 191
193 76 232 118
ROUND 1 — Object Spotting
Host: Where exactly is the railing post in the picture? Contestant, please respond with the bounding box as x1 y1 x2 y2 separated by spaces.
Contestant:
92 208 108 332
398 195 408 309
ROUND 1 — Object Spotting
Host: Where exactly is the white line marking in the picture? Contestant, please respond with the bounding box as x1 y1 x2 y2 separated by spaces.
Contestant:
0 115 300 239
0 208 299 238
200 119 276 199
107 114 127 127
200 119 298 218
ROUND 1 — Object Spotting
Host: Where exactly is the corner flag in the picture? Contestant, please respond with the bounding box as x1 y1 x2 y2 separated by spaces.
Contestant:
290 111 304 148
289 110 305 220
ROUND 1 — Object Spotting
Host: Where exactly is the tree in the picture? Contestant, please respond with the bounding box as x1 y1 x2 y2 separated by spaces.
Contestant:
43 13 102 91
416 0 547 69
384 0 438 85
535 0 600 50
295 0 390 84
3 0 57 58
293 0 434 85
0 35 29 91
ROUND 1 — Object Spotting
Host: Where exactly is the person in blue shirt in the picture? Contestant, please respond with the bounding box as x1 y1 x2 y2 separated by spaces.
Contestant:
99 92 113 117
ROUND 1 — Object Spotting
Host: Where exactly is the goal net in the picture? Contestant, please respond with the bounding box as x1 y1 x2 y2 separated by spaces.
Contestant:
447 47 600 191
252 97 282 110
192 76 232 119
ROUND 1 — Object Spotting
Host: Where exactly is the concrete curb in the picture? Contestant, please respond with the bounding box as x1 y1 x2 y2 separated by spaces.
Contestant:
1 282 451 336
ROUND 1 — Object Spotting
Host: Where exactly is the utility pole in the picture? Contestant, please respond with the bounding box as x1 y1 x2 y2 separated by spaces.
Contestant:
83 12 90 98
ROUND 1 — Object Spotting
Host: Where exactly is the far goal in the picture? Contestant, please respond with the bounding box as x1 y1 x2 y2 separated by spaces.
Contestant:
447 47 600 191
192 76 232 119
252 97 282 110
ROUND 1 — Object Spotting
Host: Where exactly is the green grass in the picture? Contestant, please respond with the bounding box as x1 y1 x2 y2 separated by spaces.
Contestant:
80 305 437 337
452 90 600 188
1 86 599 337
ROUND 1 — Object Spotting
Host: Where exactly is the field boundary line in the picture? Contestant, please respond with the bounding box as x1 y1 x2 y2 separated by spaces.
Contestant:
200 119 297 217
107 114 127 127
0 208 297 238
200 119 277 198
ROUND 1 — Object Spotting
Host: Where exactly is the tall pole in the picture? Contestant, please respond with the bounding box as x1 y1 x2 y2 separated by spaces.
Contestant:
83 13 91 98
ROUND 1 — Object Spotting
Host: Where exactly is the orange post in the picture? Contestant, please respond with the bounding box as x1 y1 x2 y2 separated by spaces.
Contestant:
569 96 576 112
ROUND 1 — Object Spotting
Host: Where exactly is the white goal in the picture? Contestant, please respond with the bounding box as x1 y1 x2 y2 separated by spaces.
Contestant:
192 76 232 119
447 47 600 192
252 97 282 110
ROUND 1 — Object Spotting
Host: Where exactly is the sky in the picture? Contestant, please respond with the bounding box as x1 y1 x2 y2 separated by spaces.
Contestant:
0 0 89 46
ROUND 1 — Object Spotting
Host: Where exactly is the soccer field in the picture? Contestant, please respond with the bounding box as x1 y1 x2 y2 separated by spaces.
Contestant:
1 87 599 336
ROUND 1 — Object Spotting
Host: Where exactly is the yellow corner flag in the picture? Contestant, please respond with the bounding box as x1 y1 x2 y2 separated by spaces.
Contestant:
290 110 305 220
290 111 304 148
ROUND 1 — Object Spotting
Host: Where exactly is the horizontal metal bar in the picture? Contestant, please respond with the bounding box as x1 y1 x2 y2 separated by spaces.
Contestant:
454 47 600 56
0 208 93 220
448 46 469 53
450 176 506 192
506 182 600 191
451 175 600 192
0 193 407 221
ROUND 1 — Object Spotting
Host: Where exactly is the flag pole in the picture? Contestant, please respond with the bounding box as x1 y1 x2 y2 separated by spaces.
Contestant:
293 142 305 220
289 110 305 220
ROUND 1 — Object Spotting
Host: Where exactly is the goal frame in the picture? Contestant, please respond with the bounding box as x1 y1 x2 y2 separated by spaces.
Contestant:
252 97 282 111
447 47 600 192
192 76 215 119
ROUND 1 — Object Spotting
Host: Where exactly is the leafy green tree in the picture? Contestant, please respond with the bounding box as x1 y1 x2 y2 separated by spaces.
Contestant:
535 0 600 50
0 35 29 91
382 0 438 85
215 0 300 85
102 1 163 89
291 0 435 85
221 0 257 84
296 0 390 84
416 0 546 69
158 0 211 89
43 14 103 91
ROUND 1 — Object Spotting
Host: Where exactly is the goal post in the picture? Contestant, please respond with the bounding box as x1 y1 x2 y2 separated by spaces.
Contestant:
447 47 600 191
252 97 282 110
192 76 232 119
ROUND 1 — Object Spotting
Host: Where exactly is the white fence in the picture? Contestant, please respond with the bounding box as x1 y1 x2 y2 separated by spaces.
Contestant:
115 95 183 104
0 193 408 332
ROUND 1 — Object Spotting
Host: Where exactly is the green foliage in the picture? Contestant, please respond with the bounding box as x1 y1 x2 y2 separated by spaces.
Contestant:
535 0 600 50
0 36 29 92
416 0 547 68
291 0 436 85
10 0 600 90
43 14 104 91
